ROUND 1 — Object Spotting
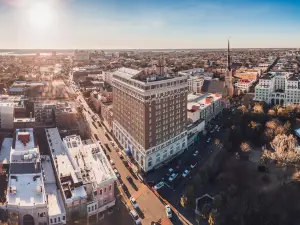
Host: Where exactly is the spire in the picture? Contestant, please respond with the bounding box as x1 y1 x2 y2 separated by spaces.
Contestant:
227 39 231 71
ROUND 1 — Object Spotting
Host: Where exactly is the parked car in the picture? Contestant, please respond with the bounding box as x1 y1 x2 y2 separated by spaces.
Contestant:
168 168 174 173
113 169 120 178
129 210 141 224
130 197 139 209
193 151 199 156
190 162 198 169
110 160 115 166
182 169 190 178
168 173 178 182
165 205 172 219
154 181 165 190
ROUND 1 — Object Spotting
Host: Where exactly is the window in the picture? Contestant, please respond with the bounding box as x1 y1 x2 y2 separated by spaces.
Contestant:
100 189 102 195
54 218 56 223
148 157 152 167
92 205 94 211
50 219 53 224
109 185 112 191
104 188 107 193
58 217 60 222
88 207 90 212
63 216 65 221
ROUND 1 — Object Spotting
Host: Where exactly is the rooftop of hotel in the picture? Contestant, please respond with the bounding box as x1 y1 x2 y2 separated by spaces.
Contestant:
113 67 184 84
7 173 47 206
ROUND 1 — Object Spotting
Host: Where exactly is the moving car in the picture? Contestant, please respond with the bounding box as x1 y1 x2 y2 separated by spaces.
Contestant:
168 173 178 182
182 169 190 178
154 181 165 190
165 205 172 219
193 151 199 156
129 210 141 224
130 197 139 209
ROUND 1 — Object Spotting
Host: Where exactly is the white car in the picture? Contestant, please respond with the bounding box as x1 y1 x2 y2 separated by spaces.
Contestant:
190 162 198 169
113 169 120 178
182 169 190 178
130 197 139 209
154 181 165 190
168 173 178 182
129 210 141 224
168 168 174 173
110 160 115 166
165 205 172 218
193 151 199 156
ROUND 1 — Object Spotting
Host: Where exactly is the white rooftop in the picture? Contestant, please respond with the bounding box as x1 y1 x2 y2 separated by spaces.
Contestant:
187 93 222 111
113 67 141 80
7 173 47 206
0 138 13 164
45 128 87 203
42 156 66 216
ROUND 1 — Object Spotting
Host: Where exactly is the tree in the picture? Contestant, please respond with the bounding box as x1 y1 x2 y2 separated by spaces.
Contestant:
253 103 264 114
208 209 221 225
283 121 291 134
240 142 251 153
201 203 211 219
180 185 195 208
268 109 276 116
213 195 223 209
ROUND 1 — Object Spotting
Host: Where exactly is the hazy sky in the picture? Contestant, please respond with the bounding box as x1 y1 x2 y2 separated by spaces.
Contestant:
0 0 300 49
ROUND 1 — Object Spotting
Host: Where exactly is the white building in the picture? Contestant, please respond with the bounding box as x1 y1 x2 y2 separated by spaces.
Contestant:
42 155 66 225
254 72 300 105
6 128 48 225
45 128 116 223
234 79 255 92
179 69 213 94
187 93 224 123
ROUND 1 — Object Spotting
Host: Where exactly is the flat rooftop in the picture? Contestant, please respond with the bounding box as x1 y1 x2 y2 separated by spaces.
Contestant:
7 173 47 206
0 138 13 164
64 136 116 186
45 128 87 203
187 93 222 111
42 156 66 216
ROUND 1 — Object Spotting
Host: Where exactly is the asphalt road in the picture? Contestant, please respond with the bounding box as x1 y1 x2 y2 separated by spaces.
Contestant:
75 93 171 225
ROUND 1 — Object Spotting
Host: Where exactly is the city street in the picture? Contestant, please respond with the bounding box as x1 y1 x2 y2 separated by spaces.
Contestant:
75 93 173 225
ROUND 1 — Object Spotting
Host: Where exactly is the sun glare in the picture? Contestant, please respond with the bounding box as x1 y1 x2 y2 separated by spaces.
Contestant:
29 2 53 30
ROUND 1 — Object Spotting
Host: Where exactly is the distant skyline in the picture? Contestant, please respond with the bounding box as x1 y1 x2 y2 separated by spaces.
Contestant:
0 0 300 49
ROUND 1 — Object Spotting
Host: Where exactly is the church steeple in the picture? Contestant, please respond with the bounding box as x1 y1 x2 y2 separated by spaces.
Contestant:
227 39 231 71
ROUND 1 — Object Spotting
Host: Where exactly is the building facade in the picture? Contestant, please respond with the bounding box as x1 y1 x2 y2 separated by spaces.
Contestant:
112 66 188 172
6 128 49 225
45 128 116 223
234 79 255 92
254 72 300 105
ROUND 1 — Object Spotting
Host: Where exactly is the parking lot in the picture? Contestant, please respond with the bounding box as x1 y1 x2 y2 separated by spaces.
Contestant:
145 109 233 225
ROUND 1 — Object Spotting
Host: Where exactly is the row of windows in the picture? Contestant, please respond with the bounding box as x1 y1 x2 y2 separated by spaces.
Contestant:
50 216 65 224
